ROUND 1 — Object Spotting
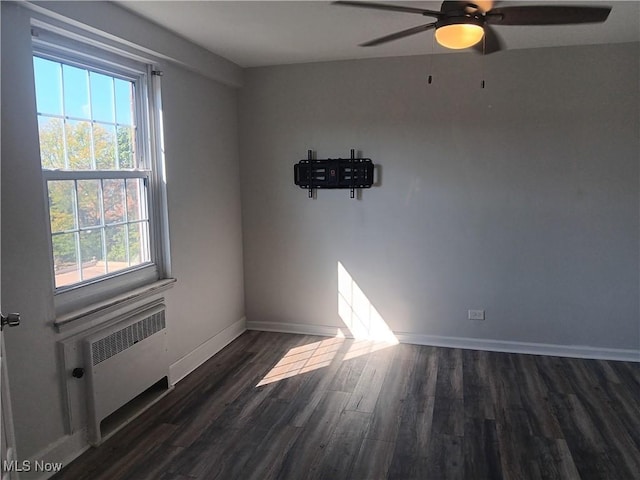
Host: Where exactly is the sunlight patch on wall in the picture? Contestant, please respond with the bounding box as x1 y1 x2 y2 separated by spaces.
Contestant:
338 261 398 344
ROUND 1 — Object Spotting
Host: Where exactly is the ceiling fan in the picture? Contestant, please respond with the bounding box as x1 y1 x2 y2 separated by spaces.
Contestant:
333 1 612 54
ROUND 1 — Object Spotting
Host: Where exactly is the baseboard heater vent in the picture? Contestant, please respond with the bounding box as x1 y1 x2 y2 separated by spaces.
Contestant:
83 303 170 445
91 311 166 366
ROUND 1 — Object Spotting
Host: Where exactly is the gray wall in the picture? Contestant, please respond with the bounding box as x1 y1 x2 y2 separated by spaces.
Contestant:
1 1 244 460
161 66 244 360
239 43 639 350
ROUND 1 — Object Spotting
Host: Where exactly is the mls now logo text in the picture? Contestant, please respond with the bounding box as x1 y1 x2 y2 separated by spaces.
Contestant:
3 460 63 473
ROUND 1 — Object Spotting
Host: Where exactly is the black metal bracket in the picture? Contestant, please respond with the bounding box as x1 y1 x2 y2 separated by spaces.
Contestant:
0 313 20 331
294 149 374 199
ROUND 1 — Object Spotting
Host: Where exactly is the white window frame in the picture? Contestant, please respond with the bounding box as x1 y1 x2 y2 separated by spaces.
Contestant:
32 27 171 315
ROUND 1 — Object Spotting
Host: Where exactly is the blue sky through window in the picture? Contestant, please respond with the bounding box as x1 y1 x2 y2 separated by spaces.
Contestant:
91 72 115 123
63 64 89 118
34 57 62 115
33 56 133 126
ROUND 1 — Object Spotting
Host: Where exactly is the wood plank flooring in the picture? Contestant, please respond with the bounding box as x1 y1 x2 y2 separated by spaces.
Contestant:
52 331 640 480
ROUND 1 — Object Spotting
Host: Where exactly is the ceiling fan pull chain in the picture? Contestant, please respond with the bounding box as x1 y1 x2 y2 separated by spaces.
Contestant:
481 33 485 88
427 35 435 85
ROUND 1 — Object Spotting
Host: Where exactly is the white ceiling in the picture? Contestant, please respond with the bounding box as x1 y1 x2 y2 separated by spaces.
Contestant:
117 1 640 67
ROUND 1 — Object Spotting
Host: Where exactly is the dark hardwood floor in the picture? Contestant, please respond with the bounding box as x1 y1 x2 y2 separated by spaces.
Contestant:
53 331 640 480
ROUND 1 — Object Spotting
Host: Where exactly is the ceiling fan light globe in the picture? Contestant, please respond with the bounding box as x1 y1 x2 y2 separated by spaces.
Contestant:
435 23 485 49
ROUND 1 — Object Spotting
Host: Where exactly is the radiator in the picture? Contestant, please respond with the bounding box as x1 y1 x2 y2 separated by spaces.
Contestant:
83 303 169 445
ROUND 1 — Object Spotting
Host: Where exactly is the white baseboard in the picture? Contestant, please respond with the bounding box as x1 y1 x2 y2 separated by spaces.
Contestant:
26 428 89 480
246 320 345 338
169 317 246 385
246 320 640 362
395 332 640 362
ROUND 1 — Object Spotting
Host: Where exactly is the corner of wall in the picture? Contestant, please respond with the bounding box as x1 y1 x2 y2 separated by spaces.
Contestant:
169 317 247 385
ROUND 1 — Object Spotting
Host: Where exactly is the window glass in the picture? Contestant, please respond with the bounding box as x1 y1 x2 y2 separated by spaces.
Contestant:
65 120 93 169
53 233 79 287
94 124 117 169
34 57 63 116
103 179 126 225
38 117 66 169
48 180 77 232
117 125 135 168
90 72 115 123
114 78 134 126
62 64 90 119
34 54 154 289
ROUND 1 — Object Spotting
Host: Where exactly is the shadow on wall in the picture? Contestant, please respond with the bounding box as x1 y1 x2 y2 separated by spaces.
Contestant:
256 262 397 386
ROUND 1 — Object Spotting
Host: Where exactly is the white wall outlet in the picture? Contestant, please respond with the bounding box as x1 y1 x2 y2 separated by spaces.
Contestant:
468 309 485 321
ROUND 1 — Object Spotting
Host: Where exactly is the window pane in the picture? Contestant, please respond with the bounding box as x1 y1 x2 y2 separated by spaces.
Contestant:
34 57 63 116
114 78 134 126
33 53 155 291
63 64 90 119
80 230 105 281
38 117 65 169
94 124 117 169
66 120 93 169
126 178 147 221
128 221 150 265
90 72 115 123
48 180 76 233
106 225 127 273
103 179 125 225
117 125 135 168
53 232 79 287
77 180 102 228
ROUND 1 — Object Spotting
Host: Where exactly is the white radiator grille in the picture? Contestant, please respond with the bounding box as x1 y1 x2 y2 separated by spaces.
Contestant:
84 303 169 445
91 310 166 366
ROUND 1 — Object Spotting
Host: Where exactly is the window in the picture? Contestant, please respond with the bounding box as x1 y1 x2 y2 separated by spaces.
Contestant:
32 34 167 297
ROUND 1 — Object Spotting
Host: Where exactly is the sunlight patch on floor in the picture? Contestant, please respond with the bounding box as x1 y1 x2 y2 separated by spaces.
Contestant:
256 262 398 386
256 337 344 386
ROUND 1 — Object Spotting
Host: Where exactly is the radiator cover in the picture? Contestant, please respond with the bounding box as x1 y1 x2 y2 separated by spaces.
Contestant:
83 303 169 445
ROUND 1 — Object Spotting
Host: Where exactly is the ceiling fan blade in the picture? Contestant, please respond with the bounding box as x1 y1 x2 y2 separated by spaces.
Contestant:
473 24 504 54
332 1 442 17
486 5 611 25
360 22 437 46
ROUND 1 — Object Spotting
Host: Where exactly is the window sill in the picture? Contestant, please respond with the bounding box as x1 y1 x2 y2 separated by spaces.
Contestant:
54 278 176 334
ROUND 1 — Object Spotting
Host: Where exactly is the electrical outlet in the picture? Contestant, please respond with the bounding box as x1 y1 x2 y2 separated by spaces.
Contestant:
468 309 485 321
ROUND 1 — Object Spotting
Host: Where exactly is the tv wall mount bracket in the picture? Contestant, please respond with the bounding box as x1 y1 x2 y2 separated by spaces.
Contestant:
294 149 374 199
